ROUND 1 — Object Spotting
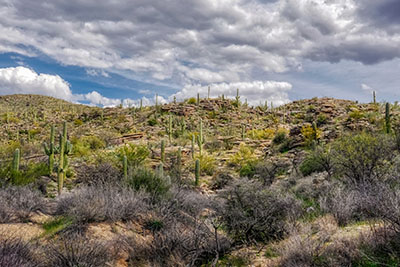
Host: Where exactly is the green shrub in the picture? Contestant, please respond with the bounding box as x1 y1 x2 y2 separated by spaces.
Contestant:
229 143 257 169
317 114 328 126
126 167 170 198
148 118 157 126
272 129 288 145
194 153 216 175
331 132 394 184
300 155 325 176
187 97 196 104
117 143 149 168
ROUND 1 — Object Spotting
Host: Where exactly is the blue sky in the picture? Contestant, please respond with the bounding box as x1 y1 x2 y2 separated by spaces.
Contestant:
0 0 400 106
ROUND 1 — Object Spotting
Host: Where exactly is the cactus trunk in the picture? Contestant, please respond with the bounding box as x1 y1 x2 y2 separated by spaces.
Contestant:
12 148 20 173
195 159 200 186
58 133 65 195
386 102 391 134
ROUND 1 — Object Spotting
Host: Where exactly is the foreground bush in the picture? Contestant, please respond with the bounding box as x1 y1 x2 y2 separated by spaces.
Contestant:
44 236 113 267
278 217 359 267
0 235 40 267
0 186 45 223
218 179 301 244
123 187 231 266
319 185 369 226
55 185 150 224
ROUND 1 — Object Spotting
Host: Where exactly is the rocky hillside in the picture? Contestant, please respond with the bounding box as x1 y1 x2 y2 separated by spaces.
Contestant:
0 94 400 266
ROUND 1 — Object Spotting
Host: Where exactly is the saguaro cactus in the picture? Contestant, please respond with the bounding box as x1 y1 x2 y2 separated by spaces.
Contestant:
167 115 173 144
43 125 55 175
197 93 200 106
180 117 186 135
191 134 195 159
235 88 240 105
208 86 210 99
373 91 376 104
195 159 200 186
57 122 72 195
385 102 391 134
157 162 164 178
241 124 246 141
12 148 20 173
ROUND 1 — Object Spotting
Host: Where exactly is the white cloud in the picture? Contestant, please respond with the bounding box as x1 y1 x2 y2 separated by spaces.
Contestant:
171 81 292 106
0 66 73 100
361 83 373 92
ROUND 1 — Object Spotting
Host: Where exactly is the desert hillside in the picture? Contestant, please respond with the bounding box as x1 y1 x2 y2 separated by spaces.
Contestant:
1 94 400 266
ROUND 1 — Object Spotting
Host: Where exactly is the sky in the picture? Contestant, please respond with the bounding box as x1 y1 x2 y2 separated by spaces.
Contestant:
0 0 400 107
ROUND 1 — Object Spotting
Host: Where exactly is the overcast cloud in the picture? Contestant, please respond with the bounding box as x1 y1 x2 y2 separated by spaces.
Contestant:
0 0 399 105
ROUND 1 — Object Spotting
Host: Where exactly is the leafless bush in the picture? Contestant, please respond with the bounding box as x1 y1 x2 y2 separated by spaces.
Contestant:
0 234 40 267
55 185 150 224
278 219 359 267
254 160 289 186
218 179 302 244
319 185 370 226
44 236 113 267
76 162 122 186
0 186 45 223
293 173 333 200
123 186 231 266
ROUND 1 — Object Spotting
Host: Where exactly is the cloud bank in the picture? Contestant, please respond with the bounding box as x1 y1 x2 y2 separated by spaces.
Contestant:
1 0 399 87
1 0 400 102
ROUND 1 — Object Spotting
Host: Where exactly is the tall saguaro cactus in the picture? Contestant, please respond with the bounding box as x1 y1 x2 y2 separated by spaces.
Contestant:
235 88 240 106
57 122 72 195
167 115 173 144
191 134 195 159
195 159 200 186
385 102 391 134
373 91 376 104
12 148 20 173
43 125 55 175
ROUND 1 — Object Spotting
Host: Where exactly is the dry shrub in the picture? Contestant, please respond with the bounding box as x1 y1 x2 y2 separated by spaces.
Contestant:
0 234 40 267
55 185 150 224
319 185 369 226
122 186 231 266
76 162 122 186
44 236 114 267
278 216 360 267
0 186 45 223
218 179 301 244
